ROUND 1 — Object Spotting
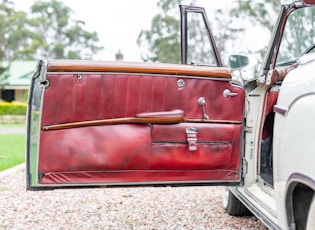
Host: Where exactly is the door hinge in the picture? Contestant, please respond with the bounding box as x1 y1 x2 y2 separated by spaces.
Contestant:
242 158 248 177
245 126 253 133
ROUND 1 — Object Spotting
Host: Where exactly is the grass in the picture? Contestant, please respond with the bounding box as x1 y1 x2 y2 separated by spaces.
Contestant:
0 124 26 128
0 133 25 172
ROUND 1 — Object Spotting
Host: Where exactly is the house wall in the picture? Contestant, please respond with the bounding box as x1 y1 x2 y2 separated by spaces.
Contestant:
15 89 28 102
1 89 28 102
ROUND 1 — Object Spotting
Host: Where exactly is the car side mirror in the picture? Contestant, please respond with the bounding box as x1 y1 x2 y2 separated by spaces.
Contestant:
228 55 249 70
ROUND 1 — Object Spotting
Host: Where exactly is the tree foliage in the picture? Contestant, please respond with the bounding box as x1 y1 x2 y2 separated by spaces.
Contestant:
30 0 102 59
186 11 215 65
0 0 102 84
229 0 280 33
137 0 244 64
228 0 280 63
137 0 184 63
0 0 37 83
0 1 30 62
277 7 315 63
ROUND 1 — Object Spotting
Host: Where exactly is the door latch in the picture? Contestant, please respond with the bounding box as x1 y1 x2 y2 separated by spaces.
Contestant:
186 127 198 151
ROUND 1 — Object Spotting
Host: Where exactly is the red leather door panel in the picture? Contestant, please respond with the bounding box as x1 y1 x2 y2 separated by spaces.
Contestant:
41 74 244 125
32 60 245 187
151 123 241 171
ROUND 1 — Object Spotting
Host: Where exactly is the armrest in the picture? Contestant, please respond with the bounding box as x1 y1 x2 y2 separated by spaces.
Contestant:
136 109 184 118
43 110 185 131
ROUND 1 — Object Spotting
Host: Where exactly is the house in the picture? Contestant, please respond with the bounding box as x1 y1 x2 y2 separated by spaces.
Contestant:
0 53 124 102
0 60 37 102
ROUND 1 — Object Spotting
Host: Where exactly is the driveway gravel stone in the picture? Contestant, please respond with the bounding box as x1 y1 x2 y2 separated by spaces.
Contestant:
0 164 268 229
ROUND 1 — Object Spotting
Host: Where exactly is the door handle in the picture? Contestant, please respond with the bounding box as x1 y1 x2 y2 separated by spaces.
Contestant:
197 97 209 120
223 89 238 98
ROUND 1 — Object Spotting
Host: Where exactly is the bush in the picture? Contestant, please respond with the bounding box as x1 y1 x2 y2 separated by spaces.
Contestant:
0 101 27 115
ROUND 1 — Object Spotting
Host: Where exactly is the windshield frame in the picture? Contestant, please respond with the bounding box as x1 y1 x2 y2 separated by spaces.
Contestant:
259 4 295 82
260 2 315 83
275 6 315 67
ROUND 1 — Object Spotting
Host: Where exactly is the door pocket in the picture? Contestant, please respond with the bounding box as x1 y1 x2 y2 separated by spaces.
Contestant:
151 123 237 170
151 142 232 170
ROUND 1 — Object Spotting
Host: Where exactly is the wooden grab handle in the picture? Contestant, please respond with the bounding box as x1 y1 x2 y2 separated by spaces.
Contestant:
42 115 184 131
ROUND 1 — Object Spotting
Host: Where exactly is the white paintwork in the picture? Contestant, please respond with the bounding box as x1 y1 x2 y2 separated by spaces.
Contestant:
245 183 277 215
237 82 280 227
242 84 267 186
229 0 315 227
273 56 315 227
236 54 315 229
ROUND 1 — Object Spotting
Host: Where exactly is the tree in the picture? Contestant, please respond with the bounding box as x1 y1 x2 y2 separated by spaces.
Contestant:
30 0 103 59
137 0 184 63
185 7 243 66
228 1 281 63
230 1 280 33
277 7 315 63
0 0 103 85
137 0 243 64
0 0 37 83
0 0 36 62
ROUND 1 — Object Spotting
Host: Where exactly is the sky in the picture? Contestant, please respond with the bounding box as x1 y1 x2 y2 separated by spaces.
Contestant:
13 0 170 61
13 0 271 65
14 0 236 62
59 0 161 61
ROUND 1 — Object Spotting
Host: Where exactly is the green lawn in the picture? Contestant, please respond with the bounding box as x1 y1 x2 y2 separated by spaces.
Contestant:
0 133 25 171
0 124 26 128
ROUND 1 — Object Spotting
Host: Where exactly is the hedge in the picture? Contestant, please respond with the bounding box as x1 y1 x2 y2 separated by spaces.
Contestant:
0 101 27 115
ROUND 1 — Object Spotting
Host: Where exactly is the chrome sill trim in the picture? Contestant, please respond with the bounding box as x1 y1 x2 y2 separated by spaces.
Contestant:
28 180 241 191
244 186 277 218
230 187 280 230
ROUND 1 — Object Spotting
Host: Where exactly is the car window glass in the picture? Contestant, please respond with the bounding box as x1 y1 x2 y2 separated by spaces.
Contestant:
187 12 217 66
276 7 315 65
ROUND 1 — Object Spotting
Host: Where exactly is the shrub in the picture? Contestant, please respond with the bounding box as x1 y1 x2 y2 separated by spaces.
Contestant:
0 101 27 115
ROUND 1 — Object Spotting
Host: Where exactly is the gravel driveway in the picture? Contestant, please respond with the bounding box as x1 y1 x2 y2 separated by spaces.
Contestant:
0 165 268 230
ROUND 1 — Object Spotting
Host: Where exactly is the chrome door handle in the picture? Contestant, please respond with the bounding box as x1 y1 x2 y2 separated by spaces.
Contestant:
197 97 209 120
223 89 238 98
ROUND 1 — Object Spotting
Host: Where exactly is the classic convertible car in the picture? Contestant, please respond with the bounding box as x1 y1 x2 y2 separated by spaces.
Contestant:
26 1 315 229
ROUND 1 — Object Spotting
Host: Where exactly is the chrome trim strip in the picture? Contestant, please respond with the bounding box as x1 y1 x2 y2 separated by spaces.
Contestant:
286 173 315 197
230 187 280 230
287 92 315 112
29 179 241 190
26 59 48 189
245 186 277 218
274 93 315 116
273 105 288 116
285 173 315 228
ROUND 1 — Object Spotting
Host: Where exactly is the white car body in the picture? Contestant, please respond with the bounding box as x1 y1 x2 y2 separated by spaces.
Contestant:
228 2 315 229
274 54 315 227
231 55 315 229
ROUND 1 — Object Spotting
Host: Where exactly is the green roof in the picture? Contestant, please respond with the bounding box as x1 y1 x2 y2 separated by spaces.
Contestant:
0 61 37 87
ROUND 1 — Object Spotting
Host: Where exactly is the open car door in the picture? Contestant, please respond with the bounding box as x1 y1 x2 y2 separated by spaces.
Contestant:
26 6 245 190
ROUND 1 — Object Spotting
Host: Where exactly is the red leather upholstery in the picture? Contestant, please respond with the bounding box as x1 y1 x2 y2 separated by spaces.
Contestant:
262 90 279 140
41 170 239 184
151 123 241 170
41 73 245 126
39 125 151 173
38 71 245 185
